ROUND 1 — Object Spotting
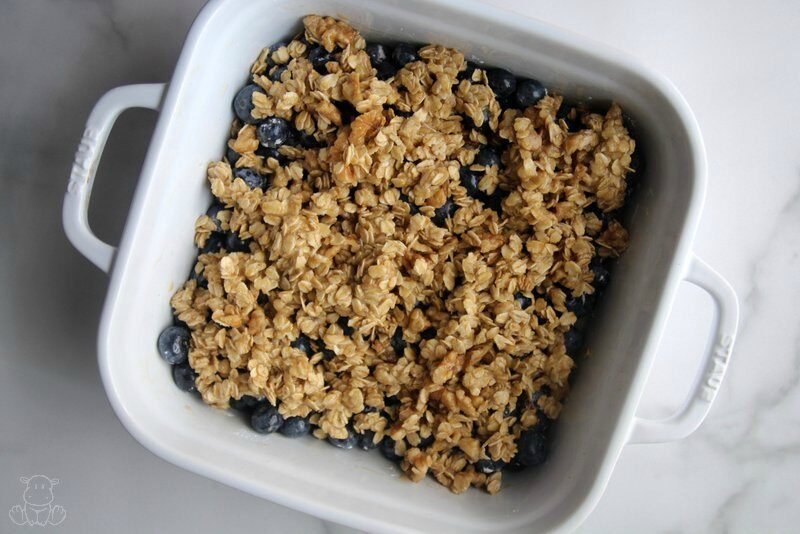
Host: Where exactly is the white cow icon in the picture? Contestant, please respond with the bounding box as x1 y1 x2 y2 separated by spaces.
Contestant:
8 475 66 526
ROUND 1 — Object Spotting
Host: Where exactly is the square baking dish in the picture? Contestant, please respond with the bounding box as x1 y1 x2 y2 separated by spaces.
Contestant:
63 0 739 531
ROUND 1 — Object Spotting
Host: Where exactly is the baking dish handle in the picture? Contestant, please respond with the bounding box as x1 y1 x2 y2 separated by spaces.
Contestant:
629 254 738 444
63 83 165 273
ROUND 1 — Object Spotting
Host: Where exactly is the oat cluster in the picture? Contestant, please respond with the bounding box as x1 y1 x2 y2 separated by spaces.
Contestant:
170 15 634 494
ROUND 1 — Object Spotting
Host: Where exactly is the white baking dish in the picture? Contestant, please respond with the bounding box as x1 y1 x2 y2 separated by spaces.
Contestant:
63 0 739 531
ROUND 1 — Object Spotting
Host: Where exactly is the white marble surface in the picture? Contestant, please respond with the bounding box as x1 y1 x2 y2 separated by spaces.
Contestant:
1 0 797 532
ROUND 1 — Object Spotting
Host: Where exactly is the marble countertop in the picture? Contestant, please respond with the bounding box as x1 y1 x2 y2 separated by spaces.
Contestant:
1 0 797 532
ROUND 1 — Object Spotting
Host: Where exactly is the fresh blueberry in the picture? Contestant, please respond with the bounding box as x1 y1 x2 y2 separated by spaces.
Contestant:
380 436 404 462
514 78 546 108
280 416 311 438
257 117 292 148
337 316 355 336
459 167 480 197
157 325 190 365
556 103 580 131
335 101 358 125
201 232 225 254
294 130 321 149
291 334 314 356
384 395 400 407
392 43 418 67
250 403 284 434
458 60 478 81
376 61 398 81
224 232 250 253
206 202 225 231
420 327 437 340
226 146 240 165
516 429 548 466
268 64 288 82
391 327 406 356
418 433 435 448
564 293 595 317
328 428 358 450
189 265 207 288
307 45 333 72
564 328 584 354
475 458 506 474
365 43 388 65
234 167 268 190
515 292 532 309
233 84 262 124
486 68 516 98
432 198 457 226
357 430 378 450
591 259 610 288
315 339 336 361
257 145 288 166
475 147 500 169
172 362 197 392
230 395 262 412
482 190 505 215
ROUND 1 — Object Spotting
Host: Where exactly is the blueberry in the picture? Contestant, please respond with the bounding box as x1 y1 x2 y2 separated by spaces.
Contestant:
307 45 333 72
230 395 262 412
357 430 378 450
420 327 437 340
337 316 355 336
328 428 358 450
206 202 225 231
257 145 287 166
316 339 336 361
418 433 434 448
482 190 505 215
291 334 314 356
474 147 500 169
257 117 292 148
392 43 418 67
365 43 388 65
189 265 207 288
516 429 548 466
486 68 516 98
384 395 400 407
376 61 398 81
564 328 584 354
268 64 288 82
201 232 225 254
458 60 478 81
224 231 250 253
335 101 358 125
157 325 190 365
459 168 480 197
172 363 197 392
232 85 262 124
226 146 240 165
280 416 311 438
564 293 595 317
380 436 403 462
294 130 321 149
234 167 268 190
591 260 610 288
557 104 581 132
515 292 532 309
391 327 406 356
432 198 457 226
251 403 284 434
475 458 506 474
515 78 546 108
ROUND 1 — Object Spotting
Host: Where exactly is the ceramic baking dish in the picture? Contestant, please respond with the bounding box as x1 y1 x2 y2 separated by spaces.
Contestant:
63 0 739 531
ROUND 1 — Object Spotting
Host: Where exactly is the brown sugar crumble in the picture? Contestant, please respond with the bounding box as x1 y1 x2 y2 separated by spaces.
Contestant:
168 14 635 494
